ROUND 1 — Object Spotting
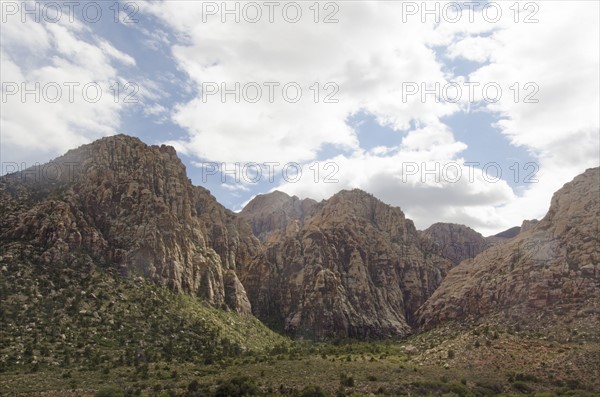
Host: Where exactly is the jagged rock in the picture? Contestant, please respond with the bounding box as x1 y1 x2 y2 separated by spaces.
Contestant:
520 219 539 233
420 223 488 265
0 135 259 316
418 167 600 328
240 189 451 339
240 191 318 242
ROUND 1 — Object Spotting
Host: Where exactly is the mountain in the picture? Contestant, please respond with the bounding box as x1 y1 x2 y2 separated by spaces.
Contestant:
418 167 600 330
0 135 260 316
240 189 452 338
493 226 521 239
2 135 599 395
3 134 597 345
239 191 318 242
419 223 488 265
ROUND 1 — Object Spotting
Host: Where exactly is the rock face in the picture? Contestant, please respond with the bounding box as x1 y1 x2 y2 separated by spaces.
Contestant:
240 190 451 338
520 219 539 233
0 135 257 316
418 167 600 328
420 223 487 265
7 134 593 341
240 191 318 242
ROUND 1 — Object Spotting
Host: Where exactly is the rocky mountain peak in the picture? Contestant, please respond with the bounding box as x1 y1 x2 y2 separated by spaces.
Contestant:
418 167 599 329
240 190 318 241
420 222 487 265
240 186 451 338
0 134 258 316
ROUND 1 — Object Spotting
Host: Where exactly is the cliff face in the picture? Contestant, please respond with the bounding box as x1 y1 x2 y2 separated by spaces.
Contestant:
0 135 257 316
0 135 449 338
239 191 318 242
6 135 595 341
420 223 488 266
240 189 451 339
418 167 600 328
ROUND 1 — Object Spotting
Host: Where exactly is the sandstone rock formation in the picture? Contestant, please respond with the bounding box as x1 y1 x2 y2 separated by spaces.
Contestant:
240 190 452 338
418 167 600 328
239 191 318 242
420 223 487 265
0 135 258 316
6 134 593 342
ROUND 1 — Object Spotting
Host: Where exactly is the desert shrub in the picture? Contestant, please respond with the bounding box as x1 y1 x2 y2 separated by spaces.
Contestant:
95 386 125 397
447 381 470 397
474 380 503 396
300 385 327 397
214 376 259 397
340 373 354 387
512 381 532 393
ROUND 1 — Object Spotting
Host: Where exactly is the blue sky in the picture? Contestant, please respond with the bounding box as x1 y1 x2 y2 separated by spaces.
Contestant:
1 1 598 235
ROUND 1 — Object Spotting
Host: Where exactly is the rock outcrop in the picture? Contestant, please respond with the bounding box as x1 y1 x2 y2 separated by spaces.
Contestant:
0 135 258 316
420 223 487 265
240 191 318 242
240 190 452 338
418 167 600 328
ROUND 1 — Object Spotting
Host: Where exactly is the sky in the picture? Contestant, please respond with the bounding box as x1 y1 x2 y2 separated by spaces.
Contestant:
1 0 599 236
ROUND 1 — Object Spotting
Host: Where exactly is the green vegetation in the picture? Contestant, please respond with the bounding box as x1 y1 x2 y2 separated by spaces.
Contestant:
1 256 598 396
0 253 287 375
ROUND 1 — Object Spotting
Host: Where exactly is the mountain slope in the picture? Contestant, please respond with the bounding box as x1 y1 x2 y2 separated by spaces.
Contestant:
420 223 487 265
0 254 287 373
240 189 452 338
0 135 261 315
418 167 600 329
239 190 318 242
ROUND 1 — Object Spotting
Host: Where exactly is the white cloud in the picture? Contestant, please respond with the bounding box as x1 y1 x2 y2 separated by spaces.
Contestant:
258 1 598 235
4 1 596 237
1 11 137 167
272 123 516 235
448 1 600 229
142 1 458 163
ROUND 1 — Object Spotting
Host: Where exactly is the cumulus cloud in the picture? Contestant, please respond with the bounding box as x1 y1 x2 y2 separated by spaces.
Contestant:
141 1 459 164
0 7 136 167
447 1 600 229
3 1 596 236
246 1 597 235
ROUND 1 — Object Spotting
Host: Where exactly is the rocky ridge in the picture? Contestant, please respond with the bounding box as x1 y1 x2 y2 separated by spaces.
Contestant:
2 135 597 342
418 167 600 328
240 189 452 338
419 222 487 265
0 135 259 316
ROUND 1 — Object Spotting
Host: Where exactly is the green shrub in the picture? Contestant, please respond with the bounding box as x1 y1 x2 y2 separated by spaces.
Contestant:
447 381 470 397
512 381 532 393
188 380 200 392
214 376 259 397
95 386 125 397
300 385 327 397
340 373 354 387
